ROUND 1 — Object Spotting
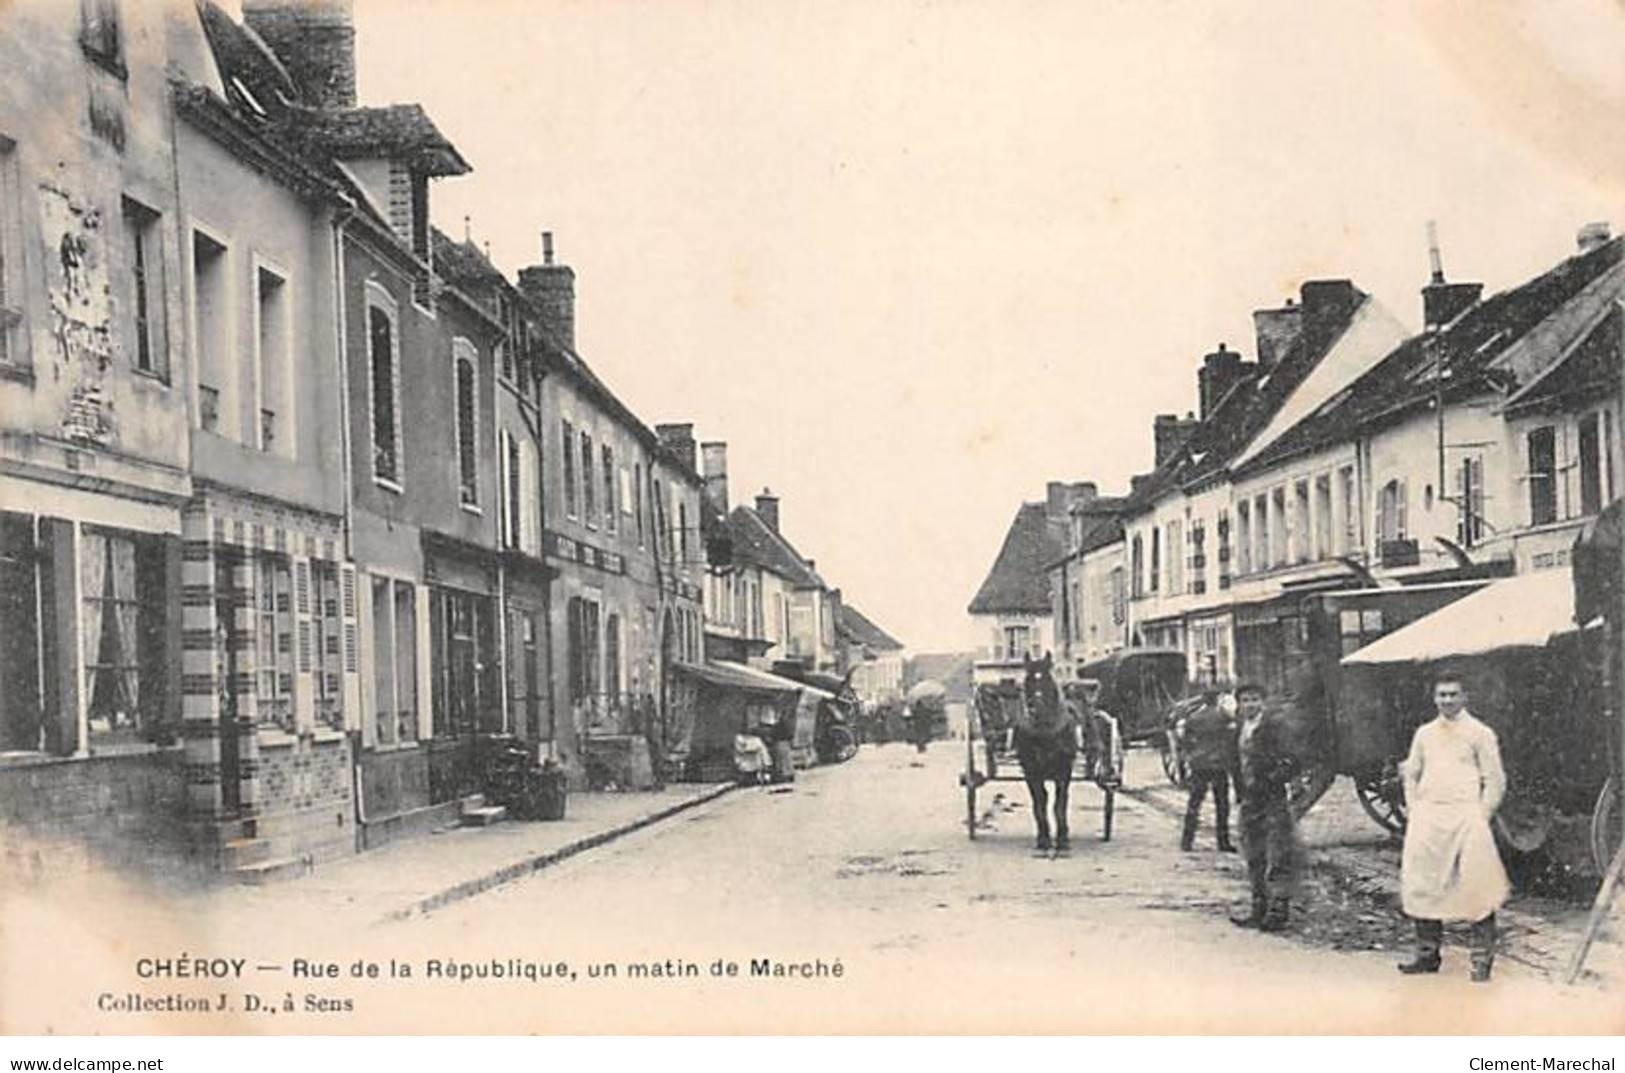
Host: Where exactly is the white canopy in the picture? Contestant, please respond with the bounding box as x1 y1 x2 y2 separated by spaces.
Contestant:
1341 568 1577 665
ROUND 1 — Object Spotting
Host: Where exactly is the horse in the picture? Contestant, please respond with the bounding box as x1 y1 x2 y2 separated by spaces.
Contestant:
1016 653 1080 854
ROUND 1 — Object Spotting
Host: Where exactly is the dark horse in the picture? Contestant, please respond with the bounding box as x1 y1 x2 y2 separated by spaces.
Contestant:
1017 653 1079 854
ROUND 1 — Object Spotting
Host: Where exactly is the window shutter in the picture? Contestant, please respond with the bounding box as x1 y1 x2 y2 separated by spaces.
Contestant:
341 564 358 673
521 440 538 554
295 558 313 673
1397 480 1408 539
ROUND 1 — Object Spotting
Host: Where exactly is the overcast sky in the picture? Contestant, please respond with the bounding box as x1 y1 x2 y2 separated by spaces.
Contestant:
343 0 1625 653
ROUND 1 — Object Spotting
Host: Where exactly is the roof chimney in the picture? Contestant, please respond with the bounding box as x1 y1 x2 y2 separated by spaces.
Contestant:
1251 299 1301 370
518 230 575 352
1578 221 1612 254
1153 413 1199 467
755 488 780 533
1418 224 1481 331
242 0 357 109
1198 342 1249 419
656 423 696 473
701 441 729 514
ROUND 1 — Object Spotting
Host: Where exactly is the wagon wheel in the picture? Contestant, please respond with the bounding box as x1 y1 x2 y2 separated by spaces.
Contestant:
1593 776 1621 876
1101 784 1116 842
1354 771 1407 835
963 725 979 840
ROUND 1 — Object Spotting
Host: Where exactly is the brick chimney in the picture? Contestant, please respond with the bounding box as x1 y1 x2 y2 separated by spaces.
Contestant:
701 441 729 514
755 488 780 533
242 0 357 109
517 231 576 352
656 423 696 473
1252 299 1301 370
1419 222 1481 330
1299 279 1361 337
1197 343 1249 419
1153 413 1198 466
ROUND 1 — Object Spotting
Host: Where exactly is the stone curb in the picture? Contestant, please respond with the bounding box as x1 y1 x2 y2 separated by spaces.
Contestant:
376 782 735 925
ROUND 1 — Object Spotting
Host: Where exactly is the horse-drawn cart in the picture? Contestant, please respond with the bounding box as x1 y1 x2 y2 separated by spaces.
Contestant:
961 658 1125 850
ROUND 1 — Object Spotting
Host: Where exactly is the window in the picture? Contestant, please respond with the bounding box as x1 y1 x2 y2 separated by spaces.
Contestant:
1579 413 1604 517
562 420 577 518
1456 455 1485 547
1236 501 1251 575
602 445 616 532
367 295 402 485
80 527 165 747
653 479 666 558
256 265 288 451
366 577 418 746
1293 480 1311 563
1130 534 1144 598
1149 527 1160 592
679 501 689 563
1190 517 1207 595
1166 520 1182 594
79 0 124 76
1002 625 1031 660
1111 567 1125 625
567 596 601 704
1272 486 1289 567
605 613 622 697
502 431 521 549
0 513 49 751
123 198 166 379
193 230 230 436
1069 579 1083 639
429 589 497 737
454 344 478 507
508 610 541 739
1338 466 1357 554
1378 478 1408 543
0 137 23 369
1311 477 1330 560
254 555 294 732
1527 426 1557 526
1216 510 1231 590
581 432 595 526
1253 494 1269 573
633 463 644 545
309 561 345 731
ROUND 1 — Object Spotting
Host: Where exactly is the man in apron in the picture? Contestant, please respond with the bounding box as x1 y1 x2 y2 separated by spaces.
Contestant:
1396 668 1510 982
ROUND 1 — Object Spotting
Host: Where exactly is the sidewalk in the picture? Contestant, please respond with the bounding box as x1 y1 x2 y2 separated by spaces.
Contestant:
116 782 735 944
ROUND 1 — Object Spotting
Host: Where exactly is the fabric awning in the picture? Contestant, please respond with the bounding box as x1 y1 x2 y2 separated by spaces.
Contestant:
673 660 832 700
1342 568 1577 665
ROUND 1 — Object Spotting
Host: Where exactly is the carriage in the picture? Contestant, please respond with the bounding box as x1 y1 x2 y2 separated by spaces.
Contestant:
960 670 1125 846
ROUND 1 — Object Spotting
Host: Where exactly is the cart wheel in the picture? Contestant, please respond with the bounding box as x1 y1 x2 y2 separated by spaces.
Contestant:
1593 776 1621 876
965 733 979 840
1102 786 1115 842
1354 771 1407 835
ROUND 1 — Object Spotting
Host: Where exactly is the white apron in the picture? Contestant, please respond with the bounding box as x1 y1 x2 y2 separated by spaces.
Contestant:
1399 712 1510 922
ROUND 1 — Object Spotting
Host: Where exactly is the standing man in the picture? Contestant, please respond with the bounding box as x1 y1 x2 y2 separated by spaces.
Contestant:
1179 689 1238 852
1397 669 1509 983
1229 682 1300 932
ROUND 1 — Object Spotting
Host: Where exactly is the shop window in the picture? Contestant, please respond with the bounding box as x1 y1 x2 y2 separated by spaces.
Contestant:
0 513 45 752
368 575 419 746
567 596 601 704
430 588 496 738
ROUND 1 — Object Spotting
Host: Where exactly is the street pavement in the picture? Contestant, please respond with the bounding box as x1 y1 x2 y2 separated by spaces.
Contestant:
4 743 1620 1034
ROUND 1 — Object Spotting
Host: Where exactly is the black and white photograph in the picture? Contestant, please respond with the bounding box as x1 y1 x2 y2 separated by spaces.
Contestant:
0 0 1623 1045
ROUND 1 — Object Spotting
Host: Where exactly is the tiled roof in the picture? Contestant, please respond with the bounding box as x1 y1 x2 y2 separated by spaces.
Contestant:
430 230 505 287
728 507 825 589
198 2 301 112
838 604 904 651
1237 239 1622 477
968 502 1064 615
290 103 471 177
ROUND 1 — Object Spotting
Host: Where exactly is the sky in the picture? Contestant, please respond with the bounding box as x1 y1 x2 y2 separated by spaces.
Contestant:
340 0 1625 653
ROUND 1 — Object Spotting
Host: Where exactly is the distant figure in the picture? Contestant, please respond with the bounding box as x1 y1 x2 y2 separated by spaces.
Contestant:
1179 689 1237 852
1397 669 1509 982
732 733 771 786
1229 682 1300 932
907 702 933 753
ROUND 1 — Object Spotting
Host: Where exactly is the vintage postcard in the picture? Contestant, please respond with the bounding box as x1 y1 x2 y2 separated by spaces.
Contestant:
0 0 1623 1038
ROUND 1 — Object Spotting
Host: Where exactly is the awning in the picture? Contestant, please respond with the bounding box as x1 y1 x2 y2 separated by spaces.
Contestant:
1342 568 1577 665
673 660 832 700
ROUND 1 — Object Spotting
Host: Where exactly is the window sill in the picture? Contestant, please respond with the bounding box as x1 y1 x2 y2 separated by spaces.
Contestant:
311 728 346 745
374 476 404 495
461 502 483 516
370 739 419 753
131 366 171 388
257 727 298 749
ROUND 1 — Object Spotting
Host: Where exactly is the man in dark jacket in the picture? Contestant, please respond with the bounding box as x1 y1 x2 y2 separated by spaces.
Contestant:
1229 682 1302 932
1179 690 1237 852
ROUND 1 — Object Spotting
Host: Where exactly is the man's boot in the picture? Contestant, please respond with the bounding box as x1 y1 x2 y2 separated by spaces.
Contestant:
1398 919 1442 974
1180 811 1197 852
1217 820 1237 853
1230 889 1267 929
1260 896 1290 932
1469 914 1495 983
